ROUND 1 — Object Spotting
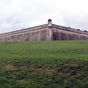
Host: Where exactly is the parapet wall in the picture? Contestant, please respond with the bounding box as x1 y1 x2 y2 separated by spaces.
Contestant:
0 24 52 41
0 23 88 41
52 28 88 40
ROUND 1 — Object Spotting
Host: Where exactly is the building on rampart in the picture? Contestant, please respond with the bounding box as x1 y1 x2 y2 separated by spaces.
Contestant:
0 19 88 41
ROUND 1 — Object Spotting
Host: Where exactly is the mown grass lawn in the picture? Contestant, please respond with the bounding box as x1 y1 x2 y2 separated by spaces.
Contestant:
0 41 88 60
0 41 88 88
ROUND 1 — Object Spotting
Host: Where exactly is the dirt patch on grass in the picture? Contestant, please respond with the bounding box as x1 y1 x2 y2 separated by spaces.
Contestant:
2 64 17 71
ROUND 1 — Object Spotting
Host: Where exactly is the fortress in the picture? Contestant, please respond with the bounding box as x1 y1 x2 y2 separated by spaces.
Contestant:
0 19 88 41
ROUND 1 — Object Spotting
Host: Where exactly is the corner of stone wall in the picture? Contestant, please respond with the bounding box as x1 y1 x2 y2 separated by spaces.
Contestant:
46 28 53 41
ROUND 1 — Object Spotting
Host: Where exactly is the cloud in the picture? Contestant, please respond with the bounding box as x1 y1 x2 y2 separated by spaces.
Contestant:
0 0 88 33
63 15 88 30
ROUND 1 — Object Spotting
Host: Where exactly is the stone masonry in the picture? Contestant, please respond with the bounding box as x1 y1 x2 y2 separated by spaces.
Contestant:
0 19 88 41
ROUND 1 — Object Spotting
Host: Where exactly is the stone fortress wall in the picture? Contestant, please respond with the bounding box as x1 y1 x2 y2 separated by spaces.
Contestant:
0 19 88 41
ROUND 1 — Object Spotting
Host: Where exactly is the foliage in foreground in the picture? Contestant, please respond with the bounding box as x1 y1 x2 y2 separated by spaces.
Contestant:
0 59 88 88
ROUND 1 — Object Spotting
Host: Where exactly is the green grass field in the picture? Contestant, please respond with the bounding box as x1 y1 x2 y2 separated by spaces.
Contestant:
0 41 88 88
0 41 88 60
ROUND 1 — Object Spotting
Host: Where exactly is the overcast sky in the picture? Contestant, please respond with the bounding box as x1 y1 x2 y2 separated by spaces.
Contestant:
0 0 88 33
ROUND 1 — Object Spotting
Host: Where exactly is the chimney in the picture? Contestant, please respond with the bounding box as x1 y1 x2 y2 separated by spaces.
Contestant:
48 19 52 27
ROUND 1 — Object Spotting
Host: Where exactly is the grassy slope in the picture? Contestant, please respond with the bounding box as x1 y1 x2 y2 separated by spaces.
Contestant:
0 41 88 88
0 41 88 60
